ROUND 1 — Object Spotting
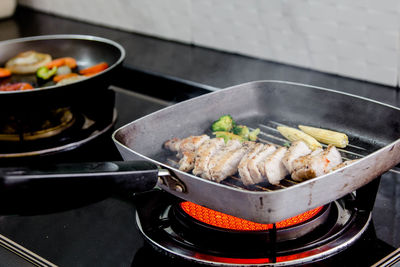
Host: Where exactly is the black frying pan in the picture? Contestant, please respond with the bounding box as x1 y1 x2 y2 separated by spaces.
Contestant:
0 34 125 111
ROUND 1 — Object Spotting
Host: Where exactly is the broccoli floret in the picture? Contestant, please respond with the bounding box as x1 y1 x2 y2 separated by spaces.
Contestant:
248 128 260 141
211 115 236 132
213 131 244 143
232 125 250 139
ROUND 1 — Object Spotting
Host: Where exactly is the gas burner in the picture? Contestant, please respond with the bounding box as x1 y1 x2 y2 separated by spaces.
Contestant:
135 191 371 266
0 107 76 141
0 90 117 159
0 109 117 158
172 202 328 243
0 87 116 158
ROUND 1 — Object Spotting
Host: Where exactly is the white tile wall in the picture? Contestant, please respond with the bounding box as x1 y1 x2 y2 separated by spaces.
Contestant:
18 0 400 86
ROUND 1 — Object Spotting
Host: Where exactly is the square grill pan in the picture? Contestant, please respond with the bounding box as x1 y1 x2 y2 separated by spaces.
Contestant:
113 81 400 223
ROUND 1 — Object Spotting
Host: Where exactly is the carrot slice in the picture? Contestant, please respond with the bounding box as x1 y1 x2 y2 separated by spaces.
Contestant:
79 62 108 75
53 73 78 83
20 83 34 90
46 57 77 69
0 68 11 78
64 57 77 68
45 58 65 69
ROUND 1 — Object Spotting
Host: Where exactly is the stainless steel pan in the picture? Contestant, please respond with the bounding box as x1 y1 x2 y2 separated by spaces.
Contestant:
112 80 400 223
2 81 400 223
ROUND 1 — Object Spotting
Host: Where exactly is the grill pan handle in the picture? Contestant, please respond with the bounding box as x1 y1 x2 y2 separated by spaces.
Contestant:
0 161 160 193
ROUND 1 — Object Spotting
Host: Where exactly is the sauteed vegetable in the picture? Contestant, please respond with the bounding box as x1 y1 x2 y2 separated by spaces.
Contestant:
79 62 108 76
0 68 11 78
277 126 322 151
211 115 260 143
211 115 236 132
0 50 109 92
45 57 77 69
36 66 58 81
298 125 349 148
5 51 52 74
277 125 349 149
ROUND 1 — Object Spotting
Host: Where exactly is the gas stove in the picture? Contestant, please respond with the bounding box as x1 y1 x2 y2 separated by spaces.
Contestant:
131 161 395 267
0 68 399 266
133 190 389 266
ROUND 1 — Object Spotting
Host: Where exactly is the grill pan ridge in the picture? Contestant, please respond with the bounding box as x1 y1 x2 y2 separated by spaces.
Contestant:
113 80 400 223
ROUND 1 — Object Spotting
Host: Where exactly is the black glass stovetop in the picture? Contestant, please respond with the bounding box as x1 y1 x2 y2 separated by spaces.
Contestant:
0 72 399 267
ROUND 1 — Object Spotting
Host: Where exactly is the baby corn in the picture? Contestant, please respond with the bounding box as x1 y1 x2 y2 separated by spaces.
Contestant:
298 125 349 148
277 126 322 150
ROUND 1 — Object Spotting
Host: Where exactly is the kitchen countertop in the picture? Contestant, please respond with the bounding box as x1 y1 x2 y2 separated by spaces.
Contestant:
0 6 400 267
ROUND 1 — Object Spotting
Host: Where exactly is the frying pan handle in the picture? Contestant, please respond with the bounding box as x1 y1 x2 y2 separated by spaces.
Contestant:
0 161 160 193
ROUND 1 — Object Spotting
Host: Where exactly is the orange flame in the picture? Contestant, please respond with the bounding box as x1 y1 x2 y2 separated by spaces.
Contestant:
180 202 323 231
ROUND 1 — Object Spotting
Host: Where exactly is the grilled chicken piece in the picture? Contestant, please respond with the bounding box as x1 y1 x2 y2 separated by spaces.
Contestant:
238 143 265 185
290 148 323 174
178 151 196 172
330 159 358 172
163 137 181 152
263 147 289 185
164 135 210 172
164 135 210 156
192 138 225 176
203 139 242 180
248 144 277 184
256 145 278 178
282 141 312 173
177 135 210 157
291 145 342 181
209 141 256 182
